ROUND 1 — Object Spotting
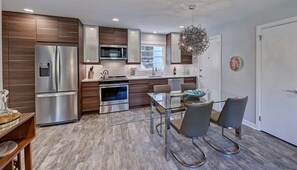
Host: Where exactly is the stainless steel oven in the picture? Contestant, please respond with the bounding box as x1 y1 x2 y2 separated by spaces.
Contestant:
99 83 129 113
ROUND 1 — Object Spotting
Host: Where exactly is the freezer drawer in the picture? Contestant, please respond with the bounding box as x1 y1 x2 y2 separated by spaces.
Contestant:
36 91 78 126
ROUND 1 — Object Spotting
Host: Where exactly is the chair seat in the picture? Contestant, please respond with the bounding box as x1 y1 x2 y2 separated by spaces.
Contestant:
170 118 183 132
210 110 221 122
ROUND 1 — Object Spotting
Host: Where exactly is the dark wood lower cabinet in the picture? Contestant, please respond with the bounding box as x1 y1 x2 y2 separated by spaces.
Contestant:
129 80 149 108
148 78 168 92
82 82 99 112
129 77 197 108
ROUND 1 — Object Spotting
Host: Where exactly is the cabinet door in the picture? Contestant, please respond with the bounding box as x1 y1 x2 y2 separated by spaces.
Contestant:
99 27 114 45
82 82 99 112
58 19 78 43
113 28 128 45
127 29 141 63
84 26 99 63
36 16 58 42
181 51 192 64
171 33 181 63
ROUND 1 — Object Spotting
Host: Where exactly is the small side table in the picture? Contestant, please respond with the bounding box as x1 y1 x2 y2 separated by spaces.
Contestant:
0 113 36 170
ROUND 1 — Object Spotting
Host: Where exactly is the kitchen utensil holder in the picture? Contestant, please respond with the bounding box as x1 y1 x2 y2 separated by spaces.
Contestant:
88 71 94 79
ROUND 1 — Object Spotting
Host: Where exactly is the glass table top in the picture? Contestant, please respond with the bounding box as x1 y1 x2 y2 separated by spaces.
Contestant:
147 92 210 110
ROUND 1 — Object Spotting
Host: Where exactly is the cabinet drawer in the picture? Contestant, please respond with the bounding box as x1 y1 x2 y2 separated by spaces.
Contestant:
82 82 99 87
82 87 99 97
129 79 149 85
184 77 196 84
82 96 98 104
129 93 150 107
129 84 149 93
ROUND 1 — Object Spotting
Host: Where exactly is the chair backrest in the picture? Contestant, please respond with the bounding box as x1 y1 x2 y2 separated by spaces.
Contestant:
180 101 213 138
181 83 196 92
217 96 248 128
154 85 171 93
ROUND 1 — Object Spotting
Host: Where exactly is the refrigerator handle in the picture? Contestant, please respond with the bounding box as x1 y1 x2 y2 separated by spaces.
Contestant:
36 92 76 98
56 47 60 90
52 47 57 91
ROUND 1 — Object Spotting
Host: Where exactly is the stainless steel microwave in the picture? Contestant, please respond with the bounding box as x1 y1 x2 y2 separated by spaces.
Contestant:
100 45 127 60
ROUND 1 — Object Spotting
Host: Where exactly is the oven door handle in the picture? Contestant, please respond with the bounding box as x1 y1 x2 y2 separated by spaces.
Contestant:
99 83 128 88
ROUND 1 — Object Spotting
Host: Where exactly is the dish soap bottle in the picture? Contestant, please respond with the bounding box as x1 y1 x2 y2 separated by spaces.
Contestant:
173 67 176 75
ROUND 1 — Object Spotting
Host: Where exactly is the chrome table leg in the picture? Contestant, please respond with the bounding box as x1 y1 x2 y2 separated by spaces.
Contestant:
165 108 171 161
150 97 154 134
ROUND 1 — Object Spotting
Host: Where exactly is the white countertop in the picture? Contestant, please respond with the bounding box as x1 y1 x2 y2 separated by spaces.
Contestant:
127 75 197 80
82 75 197 82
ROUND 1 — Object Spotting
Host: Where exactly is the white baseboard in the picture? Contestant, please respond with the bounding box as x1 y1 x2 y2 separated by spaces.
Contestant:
243 119 258 130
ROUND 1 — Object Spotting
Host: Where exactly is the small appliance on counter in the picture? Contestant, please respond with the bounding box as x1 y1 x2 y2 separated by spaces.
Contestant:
100 70 109 80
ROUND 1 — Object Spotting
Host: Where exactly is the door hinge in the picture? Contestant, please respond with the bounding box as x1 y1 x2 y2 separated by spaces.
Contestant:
259 116 261 122
258 35 262 41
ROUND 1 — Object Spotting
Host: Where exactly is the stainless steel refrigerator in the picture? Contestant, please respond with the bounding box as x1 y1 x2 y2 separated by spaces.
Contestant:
35 45 78 126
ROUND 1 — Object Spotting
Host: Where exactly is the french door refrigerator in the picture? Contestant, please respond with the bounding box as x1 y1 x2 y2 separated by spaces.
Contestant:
35 45 78 126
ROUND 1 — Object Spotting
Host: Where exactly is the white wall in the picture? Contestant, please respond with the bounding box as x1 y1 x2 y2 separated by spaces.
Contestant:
207 0 297 125
0 0 2 90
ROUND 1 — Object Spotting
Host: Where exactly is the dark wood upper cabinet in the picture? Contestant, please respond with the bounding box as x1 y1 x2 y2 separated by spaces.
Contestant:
166 33 192 64
36 16 58 42
36 16 78 43
58 19 78 43
99 27 127 45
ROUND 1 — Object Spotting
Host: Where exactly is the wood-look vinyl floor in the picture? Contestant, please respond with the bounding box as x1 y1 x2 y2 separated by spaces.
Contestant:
32 108 297 170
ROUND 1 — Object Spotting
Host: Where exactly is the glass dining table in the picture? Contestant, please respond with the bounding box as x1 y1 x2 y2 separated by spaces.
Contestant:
148 91 216 161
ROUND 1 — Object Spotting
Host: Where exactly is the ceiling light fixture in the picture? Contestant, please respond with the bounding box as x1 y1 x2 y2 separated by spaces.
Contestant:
24 8 34 13
112 18 119 22
179 5 209 58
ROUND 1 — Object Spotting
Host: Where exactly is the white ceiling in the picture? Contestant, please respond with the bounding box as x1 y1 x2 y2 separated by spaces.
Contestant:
2 0 292 34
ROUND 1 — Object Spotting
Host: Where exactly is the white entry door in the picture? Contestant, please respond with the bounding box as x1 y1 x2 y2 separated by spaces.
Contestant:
259 20 297 146
199 35 221 110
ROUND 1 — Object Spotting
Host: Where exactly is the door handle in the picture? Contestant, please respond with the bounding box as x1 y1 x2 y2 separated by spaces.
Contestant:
284 89 297 94
199 75 203 77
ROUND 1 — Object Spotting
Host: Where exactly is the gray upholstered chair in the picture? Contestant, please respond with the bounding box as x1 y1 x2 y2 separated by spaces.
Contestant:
181 83 196 92
170 102 214 168
204 96 248 155
153 85 184 137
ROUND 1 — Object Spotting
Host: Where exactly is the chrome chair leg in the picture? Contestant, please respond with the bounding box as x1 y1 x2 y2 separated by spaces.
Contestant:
155 116 164 137
204 127 240 155
236 126 242 140
170 138 206 168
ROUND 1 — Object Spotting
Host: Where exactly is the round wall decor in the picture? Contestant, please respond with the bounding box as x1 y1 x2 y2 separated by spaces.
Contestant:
229 56 244 72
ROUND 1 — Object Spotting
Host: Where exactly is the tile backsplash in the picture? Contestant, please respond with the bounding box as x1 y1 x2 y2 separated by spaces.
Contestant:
85 58 198 79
